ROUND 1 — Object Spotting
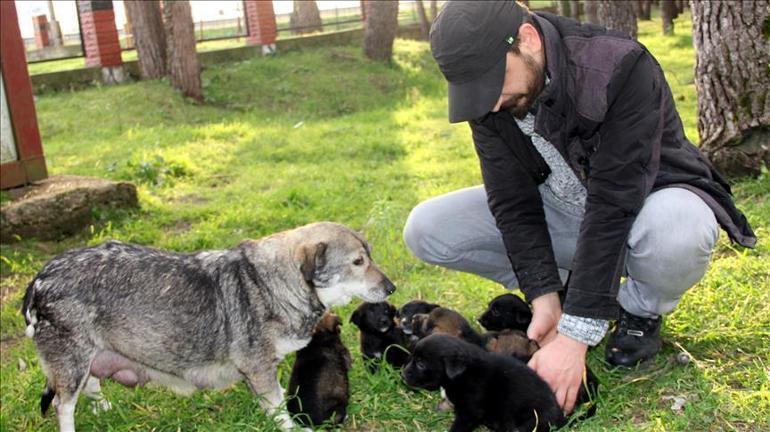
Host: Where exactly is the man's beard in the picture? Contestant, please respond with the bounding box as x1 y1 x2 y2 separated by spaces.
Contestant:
506 53 546 119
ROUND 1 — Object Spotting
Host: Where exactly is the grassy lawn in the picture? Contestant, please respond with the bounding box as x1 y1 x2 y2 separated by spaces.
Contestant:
2 11 768 432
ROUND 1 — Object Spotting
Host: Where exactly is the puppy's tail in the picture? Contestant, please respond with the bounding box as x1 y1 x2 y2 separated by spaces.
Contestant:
40 384 56 416
21 279 40 338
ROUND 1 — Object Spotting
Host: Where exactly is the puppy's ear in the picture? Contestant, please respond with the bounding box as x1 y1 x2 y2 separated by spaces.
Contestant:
350 308 363 326
444 355 467 379
298 242 328 285
386 302 397 318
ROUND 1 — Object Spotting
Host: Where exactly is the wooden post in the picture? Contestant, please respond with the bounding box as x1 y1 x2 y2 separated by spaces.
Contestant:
1 1 47 189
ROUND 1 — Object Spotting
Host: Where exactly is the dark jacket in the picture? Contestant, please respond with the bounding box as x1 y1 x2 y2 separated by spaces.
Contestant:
470 13 756 320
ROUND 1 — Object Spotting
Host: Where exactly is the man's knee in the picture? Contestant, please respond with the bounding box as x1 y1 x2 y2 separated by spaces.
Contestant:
628 188 719 293
403 200 453 265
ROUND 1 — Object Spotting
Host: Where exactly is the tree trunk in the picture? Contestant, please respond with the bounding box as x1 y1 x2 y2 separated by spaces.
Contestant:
163 0 201 101
570 0 581 22
596 0 637 39
363 0 399 62
639 0 652 20
430 0 438 20
125 0 166 80
661 0 678 35
692 0 770 177
584 0 599 25
415 0 430 39
557 1 572 18
290 1 323 35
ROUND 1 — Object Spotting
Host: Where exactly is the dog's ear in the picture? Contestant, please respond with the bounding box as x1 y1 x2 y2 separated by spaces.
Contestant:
386 302 396 318
350 308 363 326
444 354 467 379
299 242 328 285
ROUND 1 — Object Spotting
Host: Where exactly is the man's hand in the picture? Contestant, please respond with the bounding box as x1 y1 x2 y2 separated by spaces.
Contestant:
528 333 588 414
527 292 562 346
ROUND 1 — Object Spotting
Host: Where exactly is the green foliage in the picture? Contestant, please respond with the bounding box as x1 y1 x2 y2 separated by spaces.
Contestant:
116 155 192 186
1 14 768 432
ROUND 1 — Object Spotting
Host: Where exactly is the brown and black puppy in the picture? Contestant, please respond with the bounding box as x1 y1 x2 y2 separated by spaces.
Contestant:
403 334 566 432
412 307 489 348
396 300 440 344
350 302 410 372
483 329 540 361
287 312 351 428
478 293 532 332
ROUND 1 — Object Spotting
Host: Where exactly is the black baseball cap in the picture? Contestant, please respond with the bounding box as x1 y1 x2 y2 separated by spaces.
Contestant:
430 1 526 123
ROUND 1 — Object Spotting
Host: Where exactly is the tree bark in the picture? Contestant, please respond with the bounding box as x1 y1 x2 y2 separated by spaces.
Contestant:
430 0 438 20
125 0 166 80
692 0 770 177
415 0 430 39
363 0 399 62
661 0 678 35
584 0 599 25
639 0 652 20
290 1 323 35
570 0 581 22
163 0 201 101
596 0 637 39
557 1 572 18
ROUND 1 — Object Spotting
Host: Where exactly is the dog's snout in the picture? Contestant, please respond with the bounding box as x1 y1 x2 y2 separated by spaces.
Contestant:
382 277 396 295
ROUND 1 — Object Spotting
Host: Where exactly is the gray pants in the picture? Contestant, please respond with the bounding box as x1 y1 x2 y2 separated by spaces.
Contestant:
403 185 719 318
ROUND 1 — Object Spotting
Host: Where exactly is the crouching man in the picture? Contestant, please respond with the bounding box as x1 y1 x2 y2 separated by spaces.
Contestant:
403 1 756 413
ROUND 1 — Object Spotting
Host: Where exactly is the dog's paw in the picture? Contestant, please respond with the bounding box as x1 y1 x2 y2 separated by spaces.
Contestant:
90 399 112 414
436 398 454 412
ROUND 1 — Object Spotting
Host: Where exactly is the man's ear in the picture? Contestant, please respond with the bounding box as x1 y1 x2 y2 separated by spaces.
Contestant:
444 355 467 380
299 242 327 284
517 22 542 54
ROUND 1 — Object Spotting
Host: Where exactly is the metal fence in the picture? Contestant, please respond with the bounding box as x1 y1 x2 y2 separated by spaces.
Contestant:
23 1 433 68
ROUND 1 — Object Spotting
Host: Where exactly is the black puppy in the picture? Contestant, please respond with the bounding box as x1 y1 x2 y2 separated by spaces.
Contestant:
478 293 532 332
287 312 351 428
402 334 565 432
483 329 599 419
396 300 440 342
350 301 410 372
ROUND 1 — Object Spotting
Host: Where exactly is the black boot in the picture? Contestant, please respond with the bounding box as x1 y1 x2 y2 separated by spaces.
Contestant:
605 308 662 367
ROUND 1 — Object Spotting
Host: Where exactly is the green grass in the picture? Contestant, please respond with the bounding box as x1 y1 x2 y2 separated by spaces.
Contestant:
2 11 769 432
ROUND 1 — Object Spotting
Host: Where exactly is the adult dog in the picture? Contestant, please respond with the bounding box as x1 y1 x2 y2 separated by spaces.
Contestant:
22 222 395 432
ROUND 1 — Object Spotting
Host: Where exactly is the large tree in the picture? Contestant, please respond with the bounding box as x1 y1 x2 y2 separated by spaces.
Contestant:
363 0 399 62
596 0 637 39
163 0 201 101
661 0 678 35
290 1 323 35
415 0 439 40
124 0 166 79
584 0 599 25
692 0 770 177
570 0 581 22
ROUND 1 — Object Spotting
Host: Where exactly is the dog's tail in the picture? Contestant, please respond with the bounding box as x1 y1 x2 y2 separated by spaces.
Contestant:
21 279 40 338
40 384 56 416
